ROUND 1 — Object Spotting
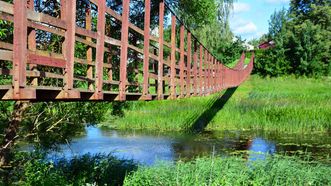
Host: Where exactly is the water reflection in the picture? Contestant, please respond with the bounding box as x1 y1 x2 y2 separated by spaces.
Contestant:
247 138 276 161
43 127 330 165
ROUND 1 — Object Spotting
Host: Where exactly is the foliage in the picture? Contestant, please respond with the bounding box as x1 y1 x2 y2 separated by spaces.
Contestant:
254 1 331 77
124 155 331 185
3 152 137 186
0 101 110 151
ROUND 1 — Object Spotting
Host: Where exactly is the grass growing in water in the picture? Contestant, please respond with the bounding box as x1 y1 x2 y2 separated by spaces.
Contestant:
101 76 331 133
124 155 331 186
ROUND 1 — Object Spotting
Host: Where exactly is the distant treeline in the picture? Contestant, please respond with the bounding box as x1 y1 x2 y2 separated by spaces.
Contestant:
253 0 331 77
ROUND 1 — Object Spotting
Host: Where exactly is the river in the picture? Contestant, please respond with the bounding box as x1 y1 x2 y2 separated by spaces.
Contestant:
40 127 331 165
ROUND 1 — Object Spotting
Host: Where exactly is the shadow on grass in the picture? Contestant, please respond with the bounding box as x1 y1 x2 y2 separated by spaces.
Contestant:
186 87 238 133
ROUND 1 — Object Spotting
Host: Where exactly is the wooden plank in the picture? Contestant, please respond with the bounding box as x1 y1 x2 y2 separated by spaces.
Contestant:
27 9 66 29
13 0 27 98
169 15 176 99
179 25 185 97
94 0 106 100
28 53 66 68
119 0 130 101
0 50 13 61
76 26 97 39
26 70 64 79
104 36 121 47
28 19 65 37
0 42 13 50
157 1 164 100
142 0 151 98
0 1 14 15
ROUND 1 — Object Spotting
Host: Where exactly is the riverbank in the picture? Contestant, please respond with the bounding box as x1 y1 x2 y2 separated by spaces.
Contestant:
5 152 330 185
101 75 331 133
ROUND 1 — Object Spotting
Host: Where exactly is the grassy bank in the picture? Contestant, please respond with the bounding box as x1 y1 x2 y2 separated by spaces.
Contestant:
124 155 331 185
101 75 331 133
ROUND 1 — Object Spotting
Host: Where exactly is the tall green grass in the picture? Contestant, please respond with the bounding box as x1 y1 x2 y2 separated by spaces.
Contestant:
124 155 331 186
101 76 331 133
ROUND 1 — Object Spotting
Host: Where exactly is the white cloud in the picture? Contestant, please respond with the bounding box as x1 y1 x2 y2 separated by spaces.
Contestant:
265 0 290 4
233 21 257 35
233 3 251 13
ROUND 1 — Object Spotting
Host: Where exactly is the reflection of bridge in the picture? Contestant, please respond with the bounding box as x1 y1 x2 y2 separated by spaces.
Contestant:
0 0 253 101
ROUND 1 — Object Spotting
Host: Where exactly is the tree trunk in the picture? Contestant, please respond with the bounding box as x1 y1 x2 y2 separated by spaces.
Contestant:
0 101 30 167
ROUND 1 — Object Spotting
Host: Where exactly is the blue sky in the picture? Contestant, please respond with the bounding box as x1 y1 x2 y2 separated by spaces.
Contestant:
229 0 290 41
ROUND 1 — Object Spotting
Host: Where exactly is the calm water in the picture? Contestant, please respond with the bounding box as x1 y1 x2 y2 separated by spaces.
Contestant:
41 127 331 165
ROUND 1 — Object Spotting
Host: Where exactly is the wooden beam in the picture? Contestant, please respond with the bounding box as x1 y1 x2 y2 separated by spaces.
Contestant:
119 0 130 101
179 25 185 98
157 1 164 100
93 0 106 100
169 15 176 99
142 0 151 99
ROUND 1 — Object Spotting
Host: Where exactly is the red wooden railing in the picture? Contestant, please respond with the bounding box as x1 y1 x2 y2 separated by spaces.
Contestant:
0 0 254 101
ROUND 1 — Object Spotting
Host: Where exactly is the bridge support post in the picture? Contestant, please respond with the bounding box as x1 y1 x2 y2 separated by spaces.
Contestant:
27 0 38 87
86 5 94 91
92 0 106 100
169 15 176 100
192 40 198 96
12 0 35 100
118 0 130 101
199 45 203 96
60 0 80 99
179 26 185 98
157 1 164 100
186 33 192 97
141 0 151 101
205 52 209 95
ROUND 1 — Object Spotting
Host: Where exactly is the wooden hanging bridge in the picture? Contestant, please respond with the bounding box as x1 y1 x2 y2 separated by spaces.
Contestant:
0 0 254 101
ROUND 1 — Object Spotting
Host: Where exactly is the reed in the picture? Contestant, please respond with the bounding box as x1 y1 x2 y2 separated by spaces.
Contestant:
124 155 331 185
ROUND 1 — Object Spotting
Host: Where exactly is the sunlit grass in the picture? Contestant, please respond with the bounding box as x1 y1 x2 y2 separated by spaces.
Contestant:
124 155 331 185
101 75 331 133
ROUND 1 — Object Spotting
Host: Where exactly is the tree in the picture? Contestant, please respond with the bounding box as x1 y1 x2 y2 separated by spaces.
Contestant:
254 1 331 77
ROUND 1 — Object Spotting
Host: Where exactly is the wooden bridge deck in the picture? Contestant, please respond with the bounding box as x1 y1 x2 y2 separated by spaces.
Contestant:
0 0 254 101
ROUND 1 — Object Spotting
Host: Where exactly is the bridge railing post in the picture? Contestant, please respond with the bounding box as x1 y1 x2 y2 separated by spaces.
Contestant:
170 15 176 99
61 0 80 99
193 40 198 96
12 0 35 99
93 0 106 100
142 0 151 100
27 0 38 87
86 5 94 91
119 0 130 101
157 1 164 100
186 33 192 97
179 25 185 98
199 45 203 96
13 0 27 99
204 51 207 95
